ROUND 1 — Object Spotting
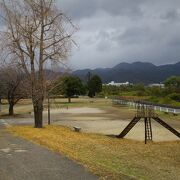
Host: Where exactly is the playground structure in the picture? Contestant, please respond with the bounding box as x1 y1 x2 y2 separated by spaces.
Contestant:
117 103 180 144
44 97 179 143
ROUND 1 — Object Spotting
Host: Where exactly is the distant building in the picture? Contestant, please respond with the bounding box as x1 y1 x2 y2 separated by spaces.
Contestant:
106 81 131 86
148 83 165 88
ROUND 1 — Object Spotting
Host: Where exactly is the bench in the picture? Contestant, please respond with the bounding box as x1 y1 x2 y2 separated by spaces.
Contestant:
73 126 81 132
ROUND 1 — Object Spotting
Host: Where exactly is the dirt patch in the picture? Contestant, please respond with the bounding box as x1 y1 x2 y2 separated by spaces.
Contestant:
46 107 180 142
47 107 106 114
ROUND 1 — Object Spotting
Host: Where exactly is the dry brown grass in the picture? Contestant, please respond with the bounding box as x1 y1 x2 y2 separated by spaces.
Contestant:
1 97 179 121
9 125 180 180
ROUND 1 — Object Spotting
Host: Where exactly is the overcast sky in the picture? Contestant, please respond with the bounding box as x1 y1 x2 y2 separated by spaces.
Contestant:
57 0 180 70
1 1 180 70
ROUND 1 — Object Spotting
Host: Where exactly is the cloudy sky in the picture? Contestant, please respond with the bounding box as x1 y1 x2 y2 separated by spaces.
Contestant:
57 0 180 70
1 1 180 70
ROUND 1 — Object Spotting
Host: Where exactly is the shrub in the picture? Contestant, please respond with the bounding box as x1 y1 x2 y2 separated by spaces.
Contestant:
167 93 180 102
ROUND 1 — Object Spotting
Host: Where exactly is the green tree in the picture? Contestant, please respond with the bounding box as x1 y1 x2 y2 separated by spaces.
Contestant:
51 76 85 103
130 83 145 96
167 93 180 102
88 75 102 97
146 87 162 97
164 76 180 92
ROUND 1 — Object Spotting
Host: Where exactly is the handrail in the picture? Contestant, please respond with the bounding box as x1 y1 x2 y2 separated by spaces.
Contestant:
113 98 180 114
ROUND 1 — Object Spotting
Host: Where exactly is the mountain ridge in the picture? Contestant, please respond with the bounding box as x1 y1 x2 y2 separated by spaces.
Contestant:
73 61 180 84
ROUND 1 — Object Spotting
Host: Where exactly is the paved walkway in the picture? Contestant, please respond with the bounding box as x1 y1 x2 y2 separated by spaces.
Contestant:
0 121 98 180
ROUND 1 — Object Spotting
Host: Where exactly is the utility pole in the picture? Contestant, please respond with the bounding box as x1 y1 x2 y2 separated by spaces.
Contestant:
0 96 1 112
47 81 63 125
48 94 50 125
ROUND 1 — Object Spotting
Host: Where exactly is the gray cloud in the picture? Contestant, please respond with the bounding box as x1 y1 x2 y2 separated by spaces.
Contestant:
1 0 180 69
61 0 180 69
59 0 98 20
59 0 144 20
101 0 144 17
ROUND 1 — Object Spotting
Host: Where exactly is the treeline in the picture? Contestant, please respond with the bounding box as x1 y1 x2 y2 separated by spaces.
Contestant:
0 66 103 115
101 76 180 106
49 74 103 102
1 67 179 116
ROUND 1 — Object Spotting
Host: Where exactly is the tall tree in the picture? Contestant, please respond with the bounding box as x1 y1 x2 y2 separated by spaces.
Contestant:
164 76 180 92
0 0 76 127
0 66 28 115
51 76 85 103
88 75 102 98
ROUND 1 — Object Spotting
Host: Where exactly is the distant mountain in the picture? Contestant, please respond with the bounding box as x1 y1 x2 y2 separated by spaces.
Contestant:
73 61 180 84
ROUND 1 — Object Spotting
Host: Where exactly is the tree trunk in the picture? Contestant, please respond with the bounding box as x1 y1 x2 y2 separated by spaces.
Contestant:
9 104 14 116
34 102 43 128
68 97 71 103
0 98 1 112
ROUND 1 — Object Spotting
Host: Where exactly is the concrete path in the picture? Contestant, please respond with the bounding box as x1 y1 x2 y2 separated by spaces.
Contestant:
0 121 98 180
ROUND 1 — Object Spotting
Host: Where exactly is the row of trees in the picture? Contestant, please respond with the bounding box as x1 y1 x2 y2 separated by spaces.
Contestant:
101 76 180 106
0 0 76 128
0 68 102 115
0 0 102 126
102 76 180 96
50 74 102 103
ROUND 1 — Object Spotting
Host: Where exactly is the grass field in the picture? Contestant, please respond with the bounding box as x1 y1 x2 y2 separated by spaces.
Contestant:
0 97 179 120
9 125 180 180
1 98 180 179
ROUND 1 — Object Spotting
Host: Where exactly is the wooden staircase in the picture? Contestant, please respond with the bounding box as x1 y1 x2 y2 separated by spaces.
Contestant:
117 117 141 138
153 117 180 138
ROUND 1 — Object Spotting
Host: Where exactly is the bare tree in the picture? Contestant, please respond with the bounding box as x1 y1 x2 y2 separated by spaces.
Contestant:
0 0 76 127
0 66 29 115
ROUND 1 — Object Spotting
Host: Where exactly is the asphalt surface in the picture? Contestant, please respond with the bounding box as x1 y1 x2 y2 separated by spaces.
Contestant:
0 120 98 180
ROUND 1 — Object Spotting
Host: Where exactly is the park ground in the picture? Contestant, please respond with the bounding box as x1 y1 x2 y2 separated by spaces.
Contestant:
0 98 180 179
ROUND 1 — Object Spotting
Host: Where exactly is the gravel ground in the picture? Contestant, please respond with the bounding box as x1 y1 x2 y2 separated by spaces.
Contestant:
46 107 180 142
2 107 179 142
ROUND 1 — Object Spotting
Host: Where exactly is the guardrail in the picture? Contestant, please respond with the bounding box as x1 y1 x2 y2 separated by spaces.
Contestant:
113 99 180 114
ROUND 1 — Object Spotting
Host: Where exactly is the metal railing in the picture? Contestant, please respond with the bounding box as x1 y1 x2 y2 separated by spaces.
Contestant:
113 98 180 114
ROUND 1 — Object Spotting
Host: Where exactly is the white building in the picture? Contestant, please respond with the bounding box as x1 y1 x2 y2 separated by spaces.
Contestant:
106 81 131 86
148 83 165 88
